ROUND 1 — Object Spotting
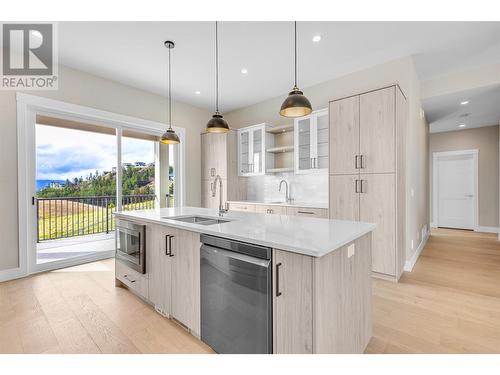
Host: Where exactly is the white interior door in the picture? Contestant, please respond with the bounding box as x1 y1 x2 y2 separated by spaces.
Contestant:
436 152 477 230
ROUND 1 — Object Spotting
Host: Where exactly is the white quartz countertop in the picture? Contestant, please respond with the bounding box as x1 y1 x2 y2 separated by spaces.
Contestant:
114 207 375 257
226 200 328 209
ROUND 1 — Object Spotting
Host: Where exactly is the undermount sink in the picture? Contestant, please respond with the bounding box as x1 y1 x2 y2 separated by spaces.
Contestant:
166 215 232 226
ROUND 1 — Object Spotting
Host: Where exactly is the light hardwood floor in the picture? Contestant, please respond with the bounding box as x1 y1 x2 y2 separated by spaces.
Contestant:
1 228 499 354
366 228 500 353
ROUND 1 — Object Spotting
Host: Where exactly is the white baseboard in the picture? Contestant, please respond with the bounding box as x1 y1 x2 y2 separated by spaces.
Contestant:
404 230 430 272
475 226 499 234
0 266 27 283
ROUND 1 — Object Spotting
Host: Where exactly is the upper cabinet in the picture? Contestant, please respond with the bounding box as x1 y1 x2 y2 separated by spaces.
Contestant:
238 123 273 177
201 132 227 179
294 109 329 174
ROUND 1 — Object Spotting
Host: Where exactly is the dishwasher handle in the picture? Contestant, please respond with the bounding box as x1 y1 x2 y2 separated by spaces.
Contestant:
201 244 271 268
275 262 282 297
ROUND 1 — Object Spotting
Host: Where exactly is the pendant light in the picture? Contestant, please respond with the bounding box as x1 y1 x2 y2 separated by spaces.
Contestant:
206 21 230 133
160 40 180 144
279 21 312 118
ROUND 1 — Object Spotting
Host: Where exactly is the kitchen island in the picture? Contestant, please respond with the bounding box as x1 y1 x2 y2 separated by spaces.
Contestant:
114 207 375 354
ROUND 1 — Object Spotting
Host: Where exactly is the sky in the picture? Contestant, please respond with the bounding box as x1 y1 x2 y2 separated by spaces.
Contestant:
36 124 155 181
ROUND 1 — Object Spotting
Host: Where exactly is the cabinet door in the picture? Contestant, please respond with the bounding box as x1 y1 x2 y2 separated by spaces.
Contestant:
201 179 227 209
329 96 359 175
329 175 360 221
314 110 329 170
359 173 395 276
295 116 313 173
360 86 395 174
273 250 313 354
148 225 173 316
238 130 251 175
170 229 201 335
201 133 227 180
251 126 264 174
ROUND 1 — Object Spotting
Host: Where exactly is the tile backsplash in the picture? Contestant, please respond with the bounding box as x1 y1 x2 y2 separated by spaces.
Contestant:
246 171 329 204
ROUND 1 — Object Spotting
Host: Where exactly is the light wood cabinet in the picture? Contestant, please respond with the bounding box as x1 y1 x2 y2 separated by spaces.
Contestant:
330 96 359 175
170 229 201 335
254 205 286 215
201 178 227 209
359 86 396 174
359 173 396 275
329 174 360 221
227 202 256 212
116 260 149 299
201 133 227 180
273 249 313 354
329 85 406 281
285 207 328 218
147 225 200 335
294 109 329 174
273 233 372 354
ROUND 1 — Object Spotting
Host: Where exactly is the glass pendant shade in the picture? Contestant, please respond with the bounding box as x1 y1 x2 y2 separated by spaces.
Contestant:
279 86 312 118
160 128 180 144
206 112 229 133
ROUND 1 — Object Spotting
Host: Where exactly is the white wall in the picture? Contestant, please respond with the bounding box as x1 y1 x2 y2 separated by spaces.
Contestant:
0 64 210 271
226 56 429 266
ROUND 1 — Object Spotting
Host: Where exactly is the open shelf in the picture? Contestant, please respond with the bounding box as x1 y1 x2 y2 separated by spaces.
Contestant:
266 145 294 153
266 167 294 174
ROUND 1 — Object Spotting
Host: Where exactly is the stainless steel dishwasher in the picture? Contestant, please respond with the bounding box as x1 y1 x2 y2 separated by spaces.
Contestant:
200 234 272 354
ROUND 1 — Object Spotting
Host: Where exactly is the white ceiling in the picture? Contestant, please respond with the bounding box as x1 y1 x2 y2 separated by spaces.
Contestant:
422 84 500 133
59 21 500 112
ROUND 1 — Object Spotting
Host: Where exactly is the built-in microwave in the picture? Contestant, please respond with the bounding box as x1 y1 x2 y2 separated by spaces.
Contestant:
115 219 146 274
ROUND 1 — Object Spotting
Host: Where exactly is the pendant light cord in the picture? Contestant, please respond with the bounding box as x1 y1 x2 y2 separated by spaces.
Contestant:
294 21 297 88
168 46 172 129
215 21 219 113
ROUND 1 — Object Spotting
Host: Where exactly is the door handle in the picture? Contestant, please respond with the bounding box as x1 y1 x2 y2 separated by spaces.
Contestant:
168 235 174 257
275 262 282 297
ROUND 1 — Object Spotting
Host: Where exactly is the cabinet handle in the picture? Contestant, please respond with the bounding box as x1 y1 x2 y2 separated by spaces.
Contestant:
297 211 314 215
360 155 365 169
361 180 366 193
210 183 214 193
169 235 174 257
123 274 136 283
275 262 282 297
314 157 317 169
355 155 360 169
355 179 360 193
165 235 170 256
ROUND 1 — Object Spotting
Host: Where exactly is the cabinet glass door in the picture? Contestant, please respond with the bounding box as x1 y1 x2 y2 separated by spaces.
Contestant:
315 111 329 169
251 127 263 174
239 130 250 174
296 117 312 172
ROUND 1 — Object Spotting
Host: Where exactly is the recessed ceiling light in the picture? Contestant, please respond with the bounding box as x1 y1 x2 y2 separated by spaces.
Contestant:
241 68 248 74
460 100 469 105
458 124 466 128
195 91 201 95
312 35 322 42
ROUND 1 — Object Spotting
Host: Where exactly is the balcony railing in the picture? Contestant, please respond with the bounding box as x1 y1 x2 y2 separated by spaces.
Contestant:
36 194 156 242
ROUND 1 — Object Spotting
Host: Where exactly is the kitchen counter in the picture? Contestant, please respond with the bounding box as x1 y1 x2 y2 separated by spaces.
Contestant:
226 200 328 209
114 206 375 257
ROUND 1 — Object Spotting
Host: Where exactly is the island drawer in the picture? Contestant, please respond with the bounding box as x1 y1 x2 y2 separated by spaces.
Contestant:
116 260 149 299
286 207 328 218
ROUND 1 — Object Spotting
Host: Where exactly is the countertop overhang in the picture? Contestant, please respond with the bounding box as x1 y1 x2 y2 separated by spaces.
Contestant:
114 207 375 257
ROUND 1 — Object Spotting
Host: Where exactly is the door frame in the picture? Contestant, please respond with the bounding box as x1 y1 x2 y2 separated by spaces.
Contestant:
432 149 479 230
15 93 186 278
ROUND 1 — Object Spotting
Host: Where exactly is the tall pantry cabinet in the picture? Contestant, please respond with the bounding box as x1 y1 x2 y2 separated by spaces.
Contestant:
329 85 407 281
201 130 244 209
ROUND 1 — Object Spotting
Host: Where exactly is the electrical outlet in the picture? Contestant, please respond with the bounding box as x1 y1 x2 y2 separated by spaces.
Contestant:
347 243 355 258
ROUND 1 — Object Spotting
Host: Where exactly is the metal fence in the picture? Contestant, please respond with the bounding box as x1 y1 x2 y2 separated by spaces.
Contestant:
36 194 155 242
